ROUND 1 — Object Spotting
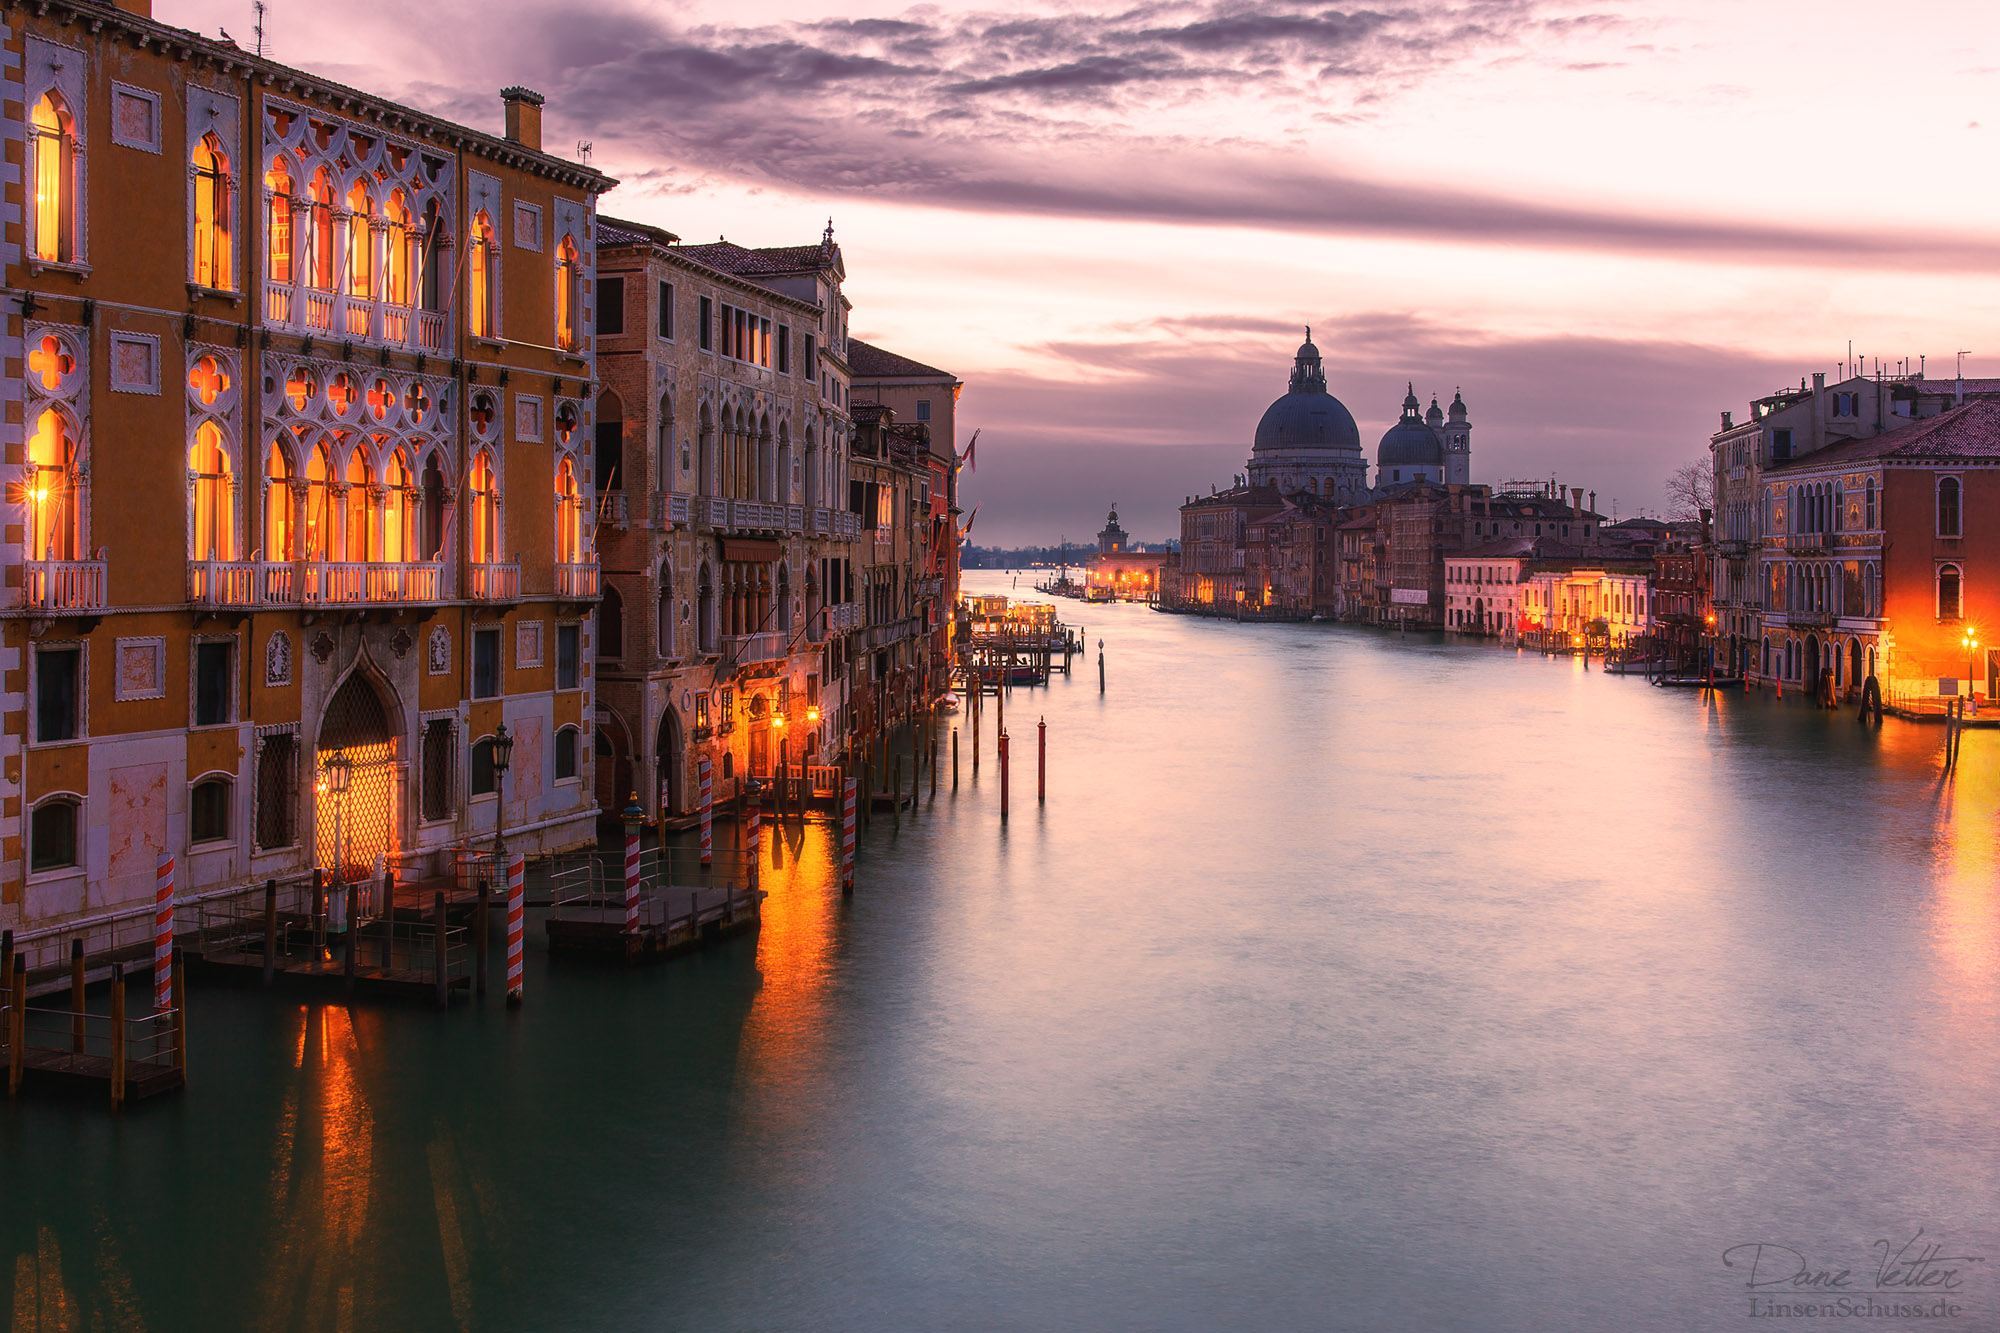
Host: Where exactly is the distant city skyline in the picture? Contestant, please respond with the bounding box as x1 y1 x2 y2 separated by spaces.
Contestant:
184 0 2000 545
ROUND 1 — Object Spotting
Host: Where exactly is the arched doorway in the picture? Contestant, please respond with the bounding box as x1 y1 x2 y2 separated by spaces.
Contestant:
316 669 400 883
595 709 632 822
1849 640 1863 697
1805 634 1821 686
656 706 683 817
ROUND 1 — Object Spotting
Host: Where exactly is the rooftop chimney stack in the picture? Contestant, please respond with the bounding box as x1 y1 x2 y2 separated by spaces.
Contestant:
501 87 545 152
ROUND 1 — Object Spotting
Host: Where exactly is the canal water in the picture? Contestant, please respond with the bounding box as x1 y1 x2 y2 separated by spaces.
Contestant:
6 571 1998 1330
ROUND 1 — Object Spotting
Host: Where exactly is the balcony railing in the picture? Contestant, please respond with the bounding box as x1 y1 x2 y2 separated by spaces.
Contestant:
188 560 257 607
603 493 629 525
265 277 447 354
699 497 730 529
556 561 600 599
723 631 784 664
647 494 694 528
295 561 445 605
23 559 108 612
829 602 862 632
466 562 521 602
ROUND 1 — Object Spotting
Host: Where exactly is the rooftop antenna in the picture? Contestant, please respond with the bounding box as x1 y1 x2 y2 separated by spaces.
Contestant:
1958 350 1972 406
577 140 593 165
252 0 266 56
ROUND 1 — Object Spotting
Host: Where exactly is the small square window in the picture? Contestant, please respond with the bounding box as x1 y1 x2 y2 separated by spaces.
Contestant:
556 624 580 690
916 399 931 421
473 628 502 698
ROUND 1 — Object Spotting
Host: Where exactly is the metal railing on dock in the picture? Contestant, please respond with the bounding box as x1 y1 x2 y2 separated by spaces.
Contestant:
4 957 186 1105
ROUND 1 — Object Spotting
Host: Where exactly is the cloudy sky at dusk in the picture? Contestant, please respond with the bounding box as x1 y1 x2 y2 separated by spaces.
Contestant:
187 0 2000 544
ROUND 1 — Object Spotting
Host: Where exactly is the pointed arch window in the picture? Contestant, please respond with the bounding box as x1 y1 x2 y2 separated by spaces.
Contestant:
307 170 336 292
345 182 374 299
420 199 448 315
382 449 414 562
384 190 414 307
555 234 581 351
421 455 447 560
265 444 294 560
265 158 295 284
468 211 497 338
344 451 372 561
698 561 717 653
304 445 334 560
26 408 80 561
31 94 76 264
657 560 674 656
192 134 233 290
469 450 500 564
190 423 235 560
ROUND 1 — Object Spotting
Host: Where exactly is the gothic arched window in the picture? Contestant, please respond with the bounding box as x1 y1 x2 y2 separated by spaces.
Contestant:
189 423 234 561
469 211 496 338
555 235 581 351
265 158 295 284
192 133 233 290
26 407 79 561
345 182 374 299
31 94 76 264
469 450 499 564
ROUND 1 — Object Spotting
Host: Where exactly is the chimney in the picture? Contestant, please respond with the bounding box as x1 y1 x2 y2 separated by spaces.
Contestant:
1810 372 1826 451
1720 410 1733 431
1570 487 1584 512
501 87 545 152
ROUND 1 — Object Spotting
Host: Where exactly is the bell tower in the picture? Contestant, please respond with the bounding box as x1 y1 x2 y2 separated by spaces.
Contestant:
1444 389 1472 486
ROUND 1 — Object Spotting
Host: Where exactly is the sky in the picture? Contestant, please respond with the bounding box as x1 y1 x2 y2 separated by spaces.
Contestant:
189 0 2000 544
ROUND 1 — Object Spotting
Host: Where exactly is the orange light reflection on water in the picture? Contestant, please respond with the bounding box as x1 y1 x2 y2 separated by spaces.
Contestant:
733 814 846 1104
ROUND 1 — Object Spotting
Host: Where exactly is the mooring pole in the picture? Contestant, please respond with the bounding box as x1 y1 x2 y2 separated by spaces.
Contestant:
434 890 449 1008
475 883 491 997
1098 640 1105 694
1038 716 1047 805
262 879 278 986
70 938 85 1055
506 854 525 1006
1000 730 1011 823
107 964 125 1108
953 726 960 789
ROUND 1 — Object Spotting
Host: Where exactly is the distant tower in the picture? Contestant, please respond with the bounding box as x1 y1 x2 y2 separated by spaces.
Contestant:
1443 389 1471 485
1097 506 1130 555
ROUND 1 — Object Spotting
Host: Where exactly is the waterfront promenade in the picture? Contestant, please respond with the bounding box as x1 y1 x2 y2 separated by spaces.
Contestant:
4 573 1996 1330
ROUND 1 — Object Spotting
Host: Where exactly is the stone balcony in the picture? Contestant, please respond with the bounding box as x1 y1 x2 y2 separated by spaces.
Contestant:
23 559 108 613
466 562 521 602
722 630 785 665
265 280 446 355
555 561 601 600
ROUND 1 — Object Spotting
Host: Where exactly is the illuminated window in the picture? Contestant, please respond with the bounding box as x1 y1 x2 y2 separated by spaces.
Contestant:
30 797 78 872
30 93 75 264
192 134 233 289
555 456 585 564
381 450 413 562
189 422 235 560
384 189 413 306
304 445 333 560
469 450 499 563
555 235 580 350
468 210 496 337
344 451 372 561
307 169 335 292
265 158 295 284
26 407 80 561
345 182 374 299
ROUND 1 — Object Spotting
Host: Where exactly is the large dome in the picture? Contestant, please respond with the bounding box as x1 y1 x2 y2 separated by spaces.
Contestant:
1252 335 1361 454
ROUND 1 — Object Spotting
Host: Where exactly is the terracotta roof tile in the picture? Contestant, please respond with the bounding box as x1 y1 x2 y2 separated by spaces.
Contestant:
1771 400 2000 470
848 338 954 380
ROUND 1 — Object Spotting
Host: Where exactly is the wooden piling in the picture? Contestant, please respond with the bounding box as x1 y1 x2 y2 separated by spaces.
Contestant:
1098 644 1105 693
892 755 902 828
172 952 187 1078
344 893 358 997
262 879 278 986
475 883 491 997
108 964 125 1109
71 939 86 1054
381 867 396 967
1038 716 1046 805
1000 730 1010 822
312 868 326 958
434 891 449 1008
930 718 939 799
9 951 25 1098
953 726 960 789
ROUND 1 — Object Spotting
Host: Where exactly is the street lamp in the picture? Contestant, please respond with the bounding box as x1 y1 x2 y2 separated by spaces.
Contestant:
491 721 514 881
1963 628 1980 702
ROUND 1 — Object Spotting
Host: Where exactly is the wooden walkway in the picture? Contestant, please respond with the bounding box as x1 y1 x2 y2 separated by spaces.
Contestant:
6 1045 183 1101
191 944 473 1001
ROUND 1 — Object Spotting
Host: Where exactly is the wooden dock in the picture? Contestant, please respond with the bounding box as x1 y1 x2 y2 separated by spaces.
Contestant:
5 955 187 1107
546 883 763 964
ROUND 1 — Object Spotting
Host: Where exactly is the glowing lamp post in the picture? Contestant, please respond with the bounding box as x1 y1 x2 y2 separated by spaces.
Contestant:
322 749 352 884
1963 628 1980 702
491 720 514 853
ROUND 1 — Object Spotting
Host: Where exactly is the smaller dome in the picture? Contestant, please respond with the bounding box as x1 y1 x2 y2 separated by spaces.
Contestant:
1425 396 1444 426
1402 382 1421 414
1448 390 1468 422
1379 419 1443 469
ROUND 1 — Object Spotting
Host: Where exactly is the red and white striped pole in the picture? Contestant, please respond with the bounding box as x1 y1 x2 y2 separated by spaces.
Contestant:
746 803 761 861
154 852 176 1013
505 853 525 1004
840 777 857 893
623 825 642 935
698 757 714 867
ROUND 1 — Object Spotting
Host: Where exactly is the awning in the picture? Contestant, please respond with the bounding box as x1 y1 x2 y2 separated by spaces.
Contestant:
720 538 782 564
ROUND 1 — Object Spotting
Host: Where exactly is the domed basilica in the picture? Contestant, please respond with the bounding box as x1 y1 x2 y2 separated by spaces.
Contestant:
1243 332 1471 499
